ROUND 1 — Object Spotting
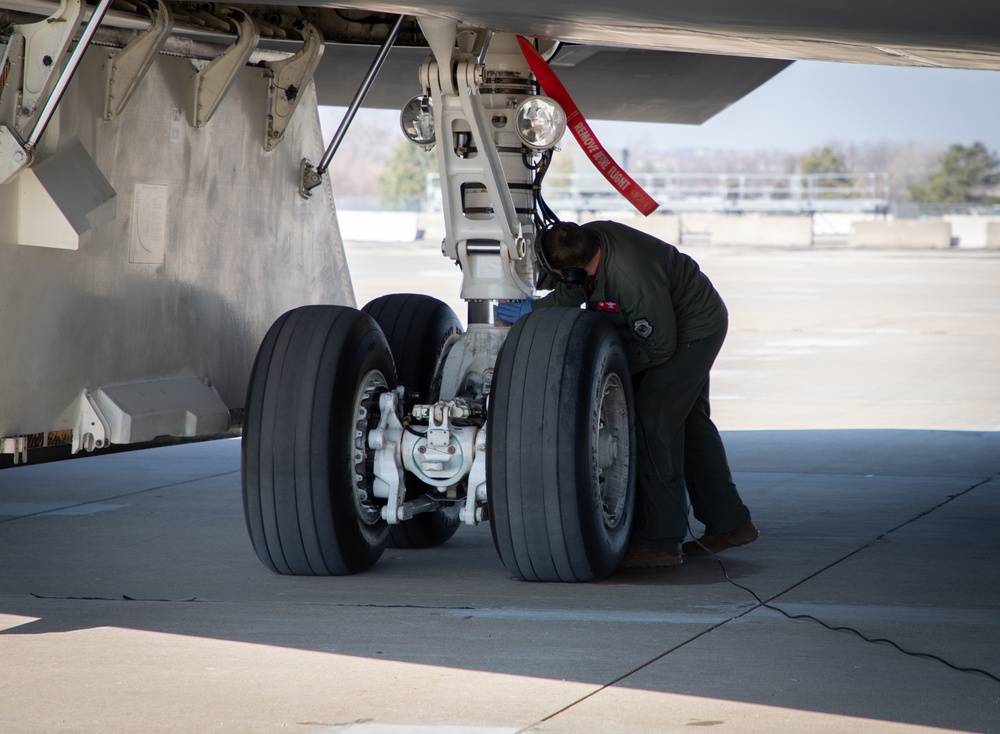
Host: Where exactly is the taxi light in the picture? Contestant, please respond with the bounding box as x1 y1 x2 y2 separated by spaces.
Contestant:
514 96 566 150
400 95 435 146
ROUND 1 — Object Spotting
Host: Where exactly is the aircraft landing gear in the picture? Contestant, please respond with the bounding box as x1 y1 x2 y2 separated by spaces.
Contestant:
241 25 639 581
362 294 464 549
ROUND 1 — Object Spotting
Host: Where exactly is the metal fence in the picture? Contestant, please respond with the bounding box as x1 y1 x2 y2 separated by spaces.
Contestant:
347 173 1000 218
420 171 891 215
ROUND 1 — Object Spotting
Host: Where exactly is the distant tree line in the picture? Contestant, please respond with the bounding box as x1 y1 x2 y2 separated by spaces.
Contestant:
340 114 1000 210
907 142 1000 205
755 142 999 206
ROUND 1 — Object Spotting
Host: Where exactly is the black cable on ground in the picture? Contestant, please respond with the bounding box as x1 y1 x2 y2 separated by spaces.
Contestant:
637 410 1000 685
690 472 1000 685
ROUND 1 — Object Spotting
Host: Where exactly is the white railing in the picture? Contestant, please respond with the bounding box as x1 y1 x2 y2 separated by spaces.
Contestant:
424 171 891 215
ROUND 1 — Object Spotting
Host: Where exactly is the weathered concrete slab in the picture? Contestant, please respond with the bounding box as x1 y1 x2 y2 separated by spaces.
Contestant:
988 220 1000 248
710 214 813 246
848 220 952 248
2 245 999 733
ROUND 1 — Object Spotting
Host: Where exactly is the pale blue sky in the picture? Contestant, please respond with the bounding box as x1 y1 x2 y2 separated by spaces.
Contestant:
323 60 1000 154
603 61 1000 152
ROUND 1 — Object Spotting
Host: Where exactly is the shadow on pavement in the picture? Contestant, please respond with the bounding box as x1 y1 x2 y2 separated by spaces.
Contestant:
1 430 998 732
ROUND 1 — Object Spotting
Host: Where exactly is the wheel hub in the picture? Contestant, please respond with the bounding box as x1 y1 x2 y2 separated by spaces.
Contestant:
352 369 390 525
595 372 629 529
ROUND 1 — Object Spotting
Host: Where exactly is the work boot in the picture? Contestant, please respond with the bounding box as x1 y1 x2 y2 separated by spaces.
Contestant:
621 544 682 568
683 523 759 557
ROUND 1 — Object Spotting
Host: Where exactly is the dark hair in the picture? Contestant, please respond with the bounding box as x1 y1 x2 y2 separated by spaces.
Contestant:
540 222 599 271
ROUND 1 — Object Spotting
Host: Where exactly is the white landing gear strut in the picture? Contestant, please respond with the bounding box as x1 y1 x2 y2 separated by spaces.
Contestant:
242 21 637 581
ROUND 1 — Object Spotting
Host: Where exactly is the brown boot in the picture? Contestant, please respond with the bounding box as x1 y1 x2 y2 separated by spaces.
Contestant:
683 523 759 556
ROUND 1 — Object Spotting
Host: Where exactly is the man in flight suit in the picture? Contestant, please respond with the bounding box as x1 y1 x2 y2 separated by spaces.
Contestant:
496 220 758 567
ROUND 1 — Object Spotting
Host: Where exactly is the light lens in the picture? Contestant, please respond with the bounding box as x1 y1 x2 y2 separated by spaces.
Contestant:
515 96 566 149
400 95 436 145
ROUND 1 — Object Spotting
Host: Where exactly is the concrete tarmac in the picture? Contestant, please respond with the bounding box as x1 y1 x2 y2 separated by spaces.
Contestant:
1 243 999 733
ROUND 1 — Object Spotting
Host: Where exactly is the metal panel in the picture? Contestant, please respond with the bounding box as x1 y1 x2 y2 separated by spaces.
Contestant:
311 43 791 125
309 0 1000 70
24 136 117 247
0 46 354 442
95 376 230 444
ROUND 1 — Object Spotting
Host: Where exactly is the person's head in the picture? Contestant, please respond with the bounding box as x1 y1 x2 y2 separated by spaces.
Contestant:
539 222 600 274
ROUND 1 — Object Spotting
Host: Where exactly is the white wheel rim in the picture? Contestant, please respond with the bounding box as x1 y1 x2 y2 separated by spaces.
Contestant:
595 372 629 529
351 368 389 525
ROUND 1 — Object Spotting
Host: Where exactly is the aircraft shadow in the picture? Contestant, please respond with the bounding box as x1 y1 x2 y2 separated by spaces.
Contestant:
1 428 998 732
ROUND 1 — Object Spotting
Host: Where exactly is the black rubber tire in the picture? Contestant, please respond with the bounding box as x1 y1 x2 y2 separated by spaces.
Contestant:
362 294 464 548
242 305 394 575
487 307 637 582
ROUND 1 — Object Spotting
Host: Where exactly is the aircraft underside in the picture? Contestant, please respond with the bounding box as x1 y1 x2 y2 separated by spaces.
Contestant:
1 0 997 580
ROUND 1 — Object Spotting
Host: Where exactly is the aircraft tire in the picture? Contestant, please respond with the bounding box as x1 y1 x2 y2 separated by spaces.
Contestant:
242 305 393 575
487 307 637 582
362 294 464 549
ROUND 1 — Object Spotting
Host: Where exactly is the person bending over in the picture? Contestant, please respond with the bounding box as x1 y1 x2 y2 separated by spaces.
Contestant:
496 220 757 567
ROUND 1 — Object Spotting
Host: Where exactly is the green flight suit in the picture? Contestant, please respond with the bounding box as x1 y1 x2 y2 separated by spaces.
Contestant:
535 221 752 551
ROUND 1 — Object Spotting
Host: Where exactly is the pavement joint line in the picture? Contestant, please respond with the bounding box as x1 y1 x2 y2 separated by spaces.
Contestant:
763 471 998 606
0 469 240 525
754 471 1000 683
9 595 482 612
25 593 201 603
523 470 1000 729
520 606 762 732
3 597 749 624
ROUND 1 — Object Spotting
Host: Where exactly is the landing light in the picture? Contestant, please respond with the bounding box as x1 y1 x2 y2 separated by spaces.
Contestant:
400 95 435 146
514 96 566 150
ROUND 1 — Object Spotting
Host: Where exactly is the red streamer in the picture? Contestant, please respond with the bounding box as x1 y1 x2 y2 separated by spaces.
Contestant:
517 36 660 216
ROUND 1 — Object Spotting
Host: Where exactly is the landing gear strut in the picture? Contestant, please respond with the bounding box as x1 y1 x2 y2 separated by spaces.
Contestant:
242 22 637 581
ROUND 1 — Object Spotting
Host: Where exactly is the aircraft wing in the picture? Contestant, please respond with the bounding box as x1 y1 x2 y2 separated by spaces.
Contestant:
6 1 997 125
332 0 1000 70
314 44 792 124
303 0 1000 123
